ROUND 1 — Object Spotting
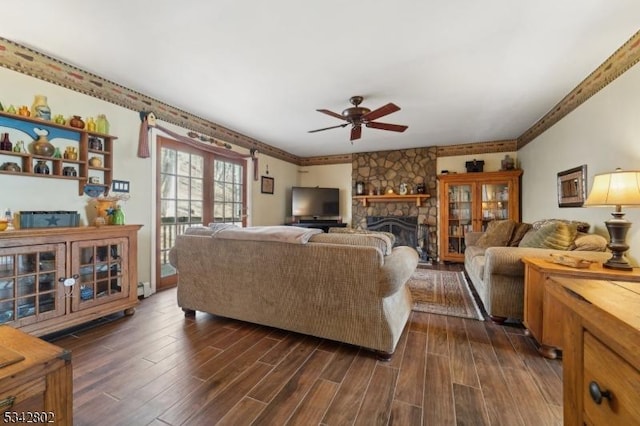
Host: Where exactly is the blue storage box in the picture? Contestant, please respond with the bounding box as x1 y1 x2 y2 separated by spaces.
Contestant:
19 211 80 228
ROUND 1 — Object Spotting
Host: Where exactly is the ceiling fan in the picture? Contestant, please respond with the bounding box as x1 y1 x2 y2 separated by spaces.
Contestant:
309 96 408 142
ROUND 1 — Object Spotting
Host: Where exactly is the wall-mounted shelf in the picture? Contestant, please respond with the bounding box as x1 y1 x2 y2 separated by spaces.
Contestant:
353 194 430 207
0 111 116 196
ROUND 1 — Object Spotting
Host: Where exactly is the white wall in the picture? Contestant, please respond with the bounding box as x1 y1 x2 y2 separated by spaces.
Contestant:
250 156 299 226
519 64 640 266
298 163 352 225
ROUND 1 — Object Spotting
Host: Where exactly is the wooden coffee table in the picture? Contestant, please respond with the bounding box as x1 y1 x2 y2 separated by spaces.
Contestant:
522 256 640 359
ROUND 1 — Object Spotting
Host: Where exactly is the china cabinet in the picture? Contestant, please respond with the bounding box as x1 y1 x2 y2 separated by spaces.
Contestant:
438 169 522 262
0 111 115 196
0 225 141 336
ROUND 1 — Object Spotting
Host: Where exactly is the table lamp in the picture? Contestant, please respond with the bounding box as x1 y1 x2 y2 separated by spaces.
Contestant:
584 168 640 270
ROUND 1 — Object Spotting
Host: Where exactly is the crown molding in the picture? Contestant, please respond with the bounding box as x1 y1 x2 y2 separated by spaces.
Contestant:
2 31 637 167
298 154 353 166
517 30 640 148
436 140 518 157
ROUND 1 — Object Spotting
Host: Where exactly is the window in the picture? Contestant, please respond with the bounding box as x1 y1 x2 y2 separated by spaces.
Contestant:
156 136 246 290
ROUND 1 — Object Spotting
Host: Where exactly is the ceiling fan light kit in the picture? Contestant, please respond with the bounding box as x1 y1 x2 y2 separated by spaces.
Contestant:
309 96 408 142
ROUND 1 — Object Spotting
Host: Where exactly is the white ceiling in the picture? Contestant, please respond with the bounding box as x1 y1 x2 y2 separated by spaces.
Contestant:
3 1 640 158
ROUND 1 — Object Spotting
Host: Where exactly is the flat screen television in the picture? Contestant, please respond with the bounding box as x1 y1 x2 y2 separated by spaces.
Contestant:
292 186 340 217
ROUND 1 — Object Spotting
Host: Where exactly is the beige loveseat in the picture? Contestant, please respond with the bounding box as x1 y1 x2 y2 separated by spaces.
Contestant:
169 224 418 358
464 219 611 322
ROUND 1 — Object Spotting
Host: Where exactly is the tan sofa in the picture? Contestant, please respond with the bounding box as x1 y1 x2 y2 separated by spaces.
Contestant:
169 225 418 358
464 220 611 322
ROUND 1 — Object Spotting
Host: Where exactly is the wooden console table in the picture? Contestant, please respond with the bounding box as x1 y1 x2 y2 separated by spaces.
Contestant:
522 257 640 359
546 276 640 425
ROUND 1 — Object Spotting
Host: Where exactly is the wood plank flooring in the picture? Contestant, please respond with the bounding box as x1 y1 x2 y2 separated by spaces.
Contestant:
46 268 563 425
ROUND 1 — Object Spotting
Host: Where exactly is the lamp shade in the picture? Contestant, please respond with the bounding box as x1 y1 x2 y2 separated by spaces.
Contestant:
584 170 640 207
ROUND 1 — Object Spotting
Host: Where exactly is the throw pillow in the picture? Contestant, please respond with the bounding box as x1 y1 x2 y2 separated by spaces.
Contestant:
475 220 516 248
518 222 578 250
571 233 608 252
532 219 590 233
509 222 533 247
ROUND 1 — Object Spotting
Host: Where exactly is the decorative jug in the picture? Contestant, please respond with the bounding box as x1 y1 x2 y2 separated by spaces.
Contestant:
95 114 109 134
0 133 12 151
34 160 50 174
30 134 55 157
69 115 85 129
31 95 51 121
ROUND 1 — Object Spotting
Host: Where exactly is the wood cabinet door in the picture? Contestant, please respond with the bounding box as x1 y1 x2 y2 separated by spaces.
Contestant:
70 237 129 311
0 243 67 327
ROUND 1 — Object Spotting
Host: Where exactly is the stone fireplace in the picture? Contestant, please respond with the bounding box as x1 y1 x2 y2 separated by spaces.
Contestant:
352 147 438 261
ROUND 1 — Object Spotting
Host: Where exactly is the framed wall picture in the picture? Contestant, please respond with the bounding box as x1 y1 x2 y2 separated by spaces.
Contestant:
261 176 274 194
557 165 587 207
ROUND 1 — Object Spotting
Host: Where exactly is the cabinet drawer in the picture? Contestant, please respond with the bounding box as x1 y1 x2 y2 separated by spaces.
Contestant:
583 331 640 424
0 377 45 413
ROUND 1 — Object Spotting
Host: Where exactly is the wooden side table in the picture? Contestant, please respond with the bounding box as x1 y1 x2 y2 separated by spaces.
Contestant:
0 326 72 425
522 257 640 359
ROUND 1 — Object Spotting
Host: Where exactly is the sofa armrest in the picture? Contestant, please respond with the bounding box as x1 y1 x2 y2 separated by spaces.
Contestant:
484 247 612 277
465 232 484 247
379 246 419 297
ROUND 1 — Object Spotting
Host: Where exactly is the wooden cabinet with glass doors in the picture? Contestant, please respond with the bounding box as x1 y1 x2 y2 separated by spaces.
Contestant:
0 225 141 336
438 170 522 262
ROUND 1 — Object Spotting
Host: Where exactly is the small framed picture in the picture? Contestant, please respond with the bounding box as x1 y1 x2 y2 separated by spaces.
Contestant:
261 176 274 194
557 165 587 207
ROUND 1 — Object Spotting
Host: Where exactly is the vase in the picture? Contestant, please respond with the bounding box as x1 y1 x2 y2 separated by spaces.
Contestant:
112 206 125 225
34 160 50 174
501 155 515 170
86 117 96 132
88 137 103 151
31 95 51 121
95 114 110 134
29 134 55 157
69 115 85 129
89 156 102 167
0 162 21 172
94 199 116 225
0 133 12 151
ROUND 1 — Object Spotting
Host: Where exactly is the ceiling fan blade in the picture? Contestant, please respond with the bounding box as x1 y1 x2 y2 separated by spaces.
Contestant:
316 109 346 120
366 121 408 132
308 123 349 133
350 125 362 141
362 103 400 122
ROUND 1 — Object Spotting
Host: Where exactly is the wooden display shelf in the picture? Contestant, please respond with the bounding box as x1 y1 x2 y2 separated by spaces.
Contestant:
353 194 430 207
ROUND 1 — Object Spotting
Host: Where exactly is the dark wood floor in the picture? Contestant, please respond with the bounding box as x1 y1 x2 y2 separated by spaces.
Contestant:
47 265 563 425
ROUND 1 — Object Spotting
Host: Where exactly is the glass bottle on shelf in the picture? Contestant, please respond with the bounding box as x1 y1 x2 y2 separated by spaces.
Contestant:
34 160 50 175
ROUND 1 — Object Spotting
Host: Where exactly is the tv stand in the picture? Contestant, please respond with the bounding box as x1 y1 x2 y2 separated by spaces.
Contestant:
291 219 347 233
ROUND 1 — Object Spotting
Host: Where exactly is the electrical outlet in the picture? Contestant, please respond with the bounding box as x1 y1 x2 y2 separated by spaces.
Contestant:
112 179 130 193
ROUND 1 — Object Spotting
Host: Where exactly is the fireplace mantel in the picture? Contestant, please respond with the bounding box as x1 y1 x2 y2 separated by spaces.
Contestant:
353 194 430 207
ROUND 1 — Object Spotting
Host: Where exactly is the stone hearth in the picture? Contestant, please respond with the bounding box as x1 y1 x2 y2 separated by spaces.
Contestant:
352 147 438 260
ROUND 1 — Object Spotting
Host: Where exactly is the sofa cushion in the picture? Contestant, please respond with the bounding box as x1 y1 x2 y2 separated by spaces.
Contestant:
571 232 608 252
508 222 532 246
475 220 516 248
309 232 393 255
519 222 578 250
